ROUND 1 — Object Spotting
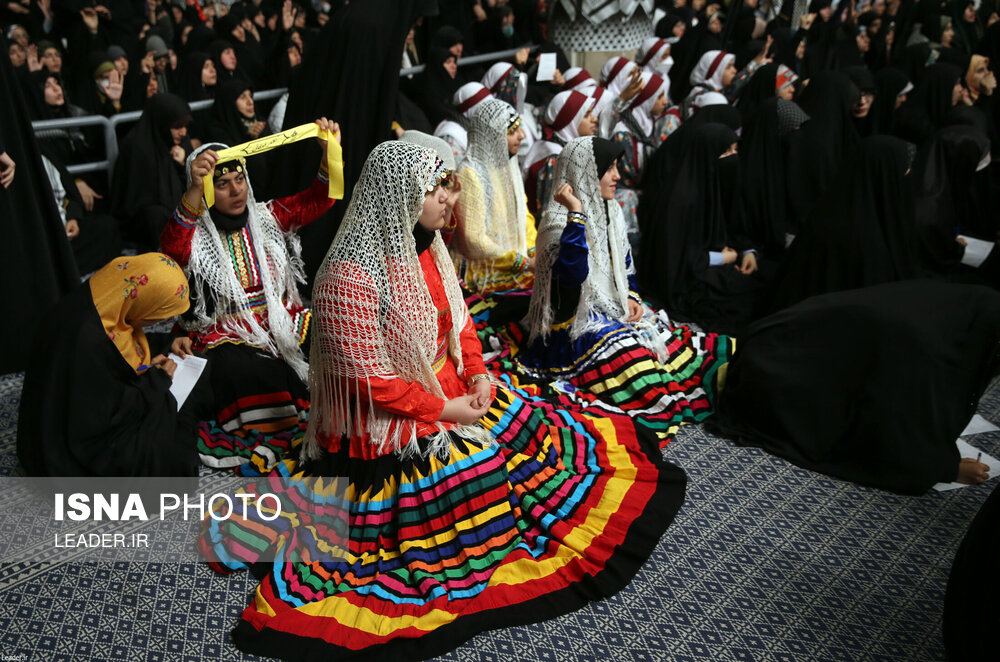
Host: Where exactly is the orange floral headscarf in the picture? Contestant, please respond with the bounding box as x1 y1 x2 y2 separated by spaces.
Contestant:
88 253 190 373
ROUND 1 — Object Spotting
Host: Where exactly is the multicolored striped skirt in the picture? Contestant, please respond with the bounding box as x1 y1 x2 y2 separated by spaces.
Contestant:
202 383 685 660
196 343 309 476
472 298 735 445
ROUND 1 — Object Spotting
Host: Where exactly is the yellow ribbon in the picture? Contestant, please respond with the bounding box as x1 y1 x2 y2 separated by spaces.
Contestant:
203 123 343 208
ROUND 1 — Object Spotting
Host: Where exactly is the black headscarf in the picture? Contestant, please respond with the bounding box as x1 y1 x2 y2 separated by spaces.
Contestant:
737 62 779 124
421 47 464 125
111 93 192 248
870 68 912 136
912 125 991 272
639 123 752 330
894 62 962 144
741 97 807 256
210 39 251 87
592 137 625 178
771 136 918 311
786 71 861 225
178 51 215 102
209 81 257 145
185 24 217 55
655 14 684 40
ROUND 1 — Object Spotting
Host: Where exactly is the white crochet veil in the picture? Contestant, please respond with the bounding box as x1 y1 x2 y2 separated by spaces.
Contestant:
304 141 491 460
452 99 528 266
525 136 667 359
181 143 309 381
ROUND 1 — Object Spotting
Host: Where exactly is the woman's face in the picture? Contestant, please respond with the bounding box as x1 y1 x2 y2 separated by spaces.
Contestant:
796 39 806 60
942 21 954 47
577 110 597 137
852 92 874 118
8 43 25 67
965 4 977 22
969 59 990 91
220 47 237 71
201 59 217 86
721 62 738 88
651 91 668 117
443 56 458 78
146 74 159 98
895 92 907 108
599 162 620 200
777 83 795 100
418 185 450 230
708 16 722 34
214 170 249 215
236 89 254 117
43 77 64 106
288 45 302 68
449 42 463 59
507 125 526 155
673 22 686 39
169 124 188 145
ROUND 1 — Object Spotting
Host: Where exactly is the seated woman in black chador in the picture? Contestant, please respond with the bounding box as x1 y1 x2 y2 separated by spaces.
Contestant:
18 253 202 477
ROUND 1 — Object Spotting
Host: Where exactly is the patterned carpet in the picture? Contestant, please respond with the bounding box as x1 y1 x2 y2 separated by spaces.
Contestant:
1 369 996 662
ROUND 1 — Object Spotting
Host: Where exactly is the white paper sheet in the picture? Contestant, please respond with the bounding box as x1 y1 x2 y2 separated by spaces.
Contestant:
933 439 1000 491
958 235 995 269
536 53 556 82
961 414 1000 436
167 353 207 411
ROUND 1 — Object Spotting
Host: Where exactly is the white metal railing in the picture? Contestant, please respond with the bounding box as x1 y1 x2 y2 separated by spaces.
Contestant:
30 44 533 180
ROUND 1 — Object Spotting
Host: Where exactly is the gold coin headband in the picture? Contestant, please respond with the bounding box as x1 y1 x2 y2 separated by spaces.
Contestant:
202 123 344 208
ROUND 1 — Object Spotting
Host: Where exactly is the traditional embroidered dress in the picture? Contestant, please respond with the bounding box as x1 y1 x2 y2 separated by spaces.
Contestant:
201 141 687 660
451 100 537 294
520 137 734 442
160 144 335 474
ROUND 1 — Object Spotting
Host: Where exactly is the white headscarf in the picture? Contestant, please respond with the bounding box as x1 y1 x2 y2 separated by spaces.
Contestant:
482 62 515 94
563 67 598 92
636 37 673 78
452 99 528 267
305 141 491 459
600 56 638 96
615 71 669 140
545 89 593 144
525 137 666 359
181 143 309 380
434 83 494 153
690 50 735 91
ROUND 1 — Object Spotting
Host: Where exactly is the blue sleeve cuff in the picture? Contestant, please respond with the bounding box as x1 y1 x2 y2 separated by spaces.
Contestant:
709 251 724 266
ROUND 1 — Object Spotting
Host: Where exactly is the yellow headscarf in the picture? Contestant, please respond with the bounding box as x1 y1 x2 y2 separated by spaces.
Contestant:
89 253 191 373
967 55 989 102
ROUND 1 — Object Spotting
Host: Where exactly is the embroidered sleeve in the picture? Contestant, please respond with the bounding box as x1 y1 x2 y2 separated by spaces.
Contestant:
553 219 590 287
268 174 336 232
160 198 200 265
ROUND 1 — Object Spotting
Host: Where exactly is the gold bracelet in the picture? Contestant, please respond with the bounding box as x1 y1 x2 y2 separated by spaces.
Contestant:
467 373 490 385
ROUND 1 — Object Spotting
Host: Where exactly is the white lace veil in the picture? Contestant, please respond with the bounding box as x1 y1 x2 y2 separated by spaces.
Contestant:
452 99 528 265
305 141 491 460
181 143 309 380
525 136 667 358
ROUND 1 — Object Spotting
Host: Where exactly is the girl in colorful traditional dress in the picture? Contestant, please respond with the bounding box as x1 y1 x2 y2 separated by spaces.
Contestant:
450 99 536 294
519 136 734 442
159 118 339 474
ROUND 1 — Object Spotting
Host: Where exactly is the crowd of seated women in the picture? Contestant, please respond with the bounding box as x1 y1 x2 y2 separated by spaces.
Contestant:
10 1 1000 660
